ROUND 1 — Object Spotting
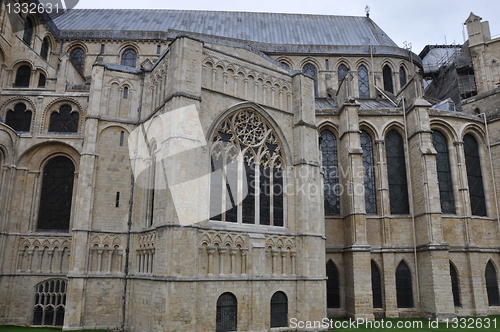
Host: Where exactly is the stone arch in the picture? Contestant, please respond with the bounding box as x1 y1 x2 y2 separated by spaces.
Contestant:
41 98 84 134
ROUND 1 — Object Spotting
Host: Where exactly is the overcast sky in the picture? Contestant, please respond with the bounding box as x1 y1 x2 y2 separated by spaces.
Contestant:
76 0 500 54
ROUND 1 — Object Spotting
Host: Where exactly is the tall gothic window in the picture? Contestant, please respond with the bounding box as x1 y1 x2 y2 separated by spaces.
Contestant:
338 64 349 87
23 17 33 46
302 63 318 97
48 104 79 133
69 47 85 71
464 134 487 216
371 260 383 308
326 260 340 308
15 65 31 87
486 261 500 306
396 261 414 308
210 109 284 226
33 279 67 326
41 37 49 60
321 130 340 215
5 102 32 132
37 156 75 231
270 291 288 328
361 130 376 214
121 48 137 67
399 66 407 88
216 292 237 332
450 262 461 307
147 142 157 227
432 131 456 214
358 64 370 98
382 65 394 93
385 130 409 214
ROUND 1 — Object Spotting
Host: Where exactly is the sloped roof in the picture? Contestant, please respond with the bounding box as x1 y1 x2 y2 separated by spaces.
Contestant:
52 9 398 47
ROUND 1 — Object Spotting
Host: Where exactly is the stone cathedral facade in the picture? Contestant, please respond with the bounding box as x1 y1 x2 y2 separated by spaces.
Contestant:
0 2 500 331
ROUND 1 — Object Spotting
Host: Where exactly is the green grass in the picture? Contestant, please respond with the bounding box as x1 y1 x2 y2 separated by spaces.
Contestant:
0 326 110 332
322 316 500 332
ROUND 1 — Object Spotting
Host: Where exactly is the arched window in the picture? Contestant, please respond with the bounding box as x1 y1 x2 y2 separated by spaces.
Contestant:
69 47 84 71
382 65 394 93
5 102 32 132
396 261 414 308
210 109 284 225
41 37 49 60
279 61 290 69
14 65 31 87
33 279 67 326
302 63 318 97
48 104 79 133
399 66 407 88
358 64 370 98
326 260 340 308
321 130 340 215
385 130 409 214
361 130 376 214
450 262 461 307
338 64 349 87
464 134 487 216
270 291 288 328
37 156 75 231
486 261 500 306
23 17 33 45
432 131 455 214
123 86 129 99
216 292 237 332
147 142 157 227
371 260 383 308
121 48 137 67
38 73 46 87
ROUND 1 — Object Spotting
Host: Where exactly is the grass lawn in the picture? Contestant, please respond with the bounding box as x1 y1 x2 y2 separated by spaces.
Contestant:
0 327 110 332
322 316 500 332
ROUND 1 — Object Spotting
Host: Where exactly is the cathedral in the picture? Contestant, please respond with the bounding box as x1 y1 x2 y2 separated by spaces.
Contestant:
0 1 500 331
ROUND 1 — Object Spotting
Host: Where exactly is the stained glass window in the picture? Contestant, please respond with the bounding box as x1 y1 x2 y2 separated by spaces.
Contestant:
396 261 414 308
361 130 376 214
321 130 340 215
5 103 32 132
121 48 137 67
69 47 84 71
23 17 33 45
37 156 75 231
464 134 487 216
399 66 407 88
33 279 66 326
450 262 461 307
383 65 394 93
41 38 49 60
327 260 340 308
210 109 284 225
338 64 349 87
432 131 455 214
371 261 383 308
270 292 288 328
15 65 31 87
358 65 370 98
486 261 500 306
386 130 409 214
302 63 318 97
216 292 237 332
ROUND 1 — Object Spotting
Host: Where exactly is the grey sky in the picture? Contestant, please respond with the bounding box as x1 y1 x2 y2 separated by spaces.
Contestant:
77 0 499 54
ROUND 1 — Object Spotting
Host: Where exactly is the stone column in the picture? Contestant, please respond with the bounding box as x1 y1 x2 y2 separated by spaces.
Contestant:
338 101 373 320
405 100 455 320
